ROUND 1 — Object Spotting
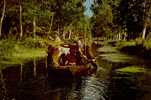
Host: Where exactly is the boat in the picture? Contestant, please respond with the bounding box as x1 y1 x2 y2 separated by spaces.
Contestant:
47 43 97 77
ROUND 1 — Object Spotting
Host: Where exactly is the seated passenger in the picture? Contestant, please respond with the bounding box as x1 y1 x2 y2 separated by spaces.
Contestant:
47 45 60 66
66 42 79 65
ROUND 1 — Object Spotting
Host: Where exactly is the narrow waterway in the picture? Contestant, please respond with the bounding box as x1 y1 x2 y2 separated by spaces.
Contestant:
0 42 151 100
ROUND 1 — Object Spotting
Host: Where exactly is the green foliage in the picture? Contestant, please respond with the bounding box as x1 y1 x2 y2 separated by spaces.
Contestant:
91 0 151 39
0 38 47 68
116 40 136 49
91 0 114 37
20 36 49 48
0 0 90 38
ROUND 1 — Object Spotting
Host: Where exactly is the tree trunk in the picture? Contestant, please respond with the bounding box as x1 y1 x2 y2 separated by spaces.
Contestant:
142 24 147 39
57 24 60 35
0 0 6 37
63 31 66 39
69 29 71 39
118 33 121 40
48 14 54 34
19 4 23 38
33 16 36 38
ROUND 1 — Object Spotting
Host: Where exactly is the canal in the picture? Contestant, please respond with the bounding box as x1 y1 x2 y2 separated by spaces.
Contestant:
0 42 151 100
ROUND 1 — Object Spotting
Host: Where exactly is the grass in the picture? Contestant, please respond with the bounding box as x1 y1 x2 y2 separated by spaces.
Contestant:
143 40 151 49
0 37 48 69
116 39 151 59
116 40 136 49
116 38 151 51
116 66 145 73
99 53 133 63
97 46 118 53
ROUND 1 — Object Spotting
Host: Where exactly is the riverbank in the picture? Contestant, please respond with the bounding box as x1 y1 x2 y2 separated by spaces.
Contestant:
0 36 94 70
0 37 48 69
116 39 151 59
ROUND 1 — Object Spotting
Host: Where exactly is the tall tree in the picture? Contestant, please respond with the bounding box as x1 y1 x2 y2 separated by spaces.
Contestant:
22 0 52 37
91 0 114 37
0 0 6 37
114 0 151 39
142 0 151 39
49 0 85 34
19 0 23 38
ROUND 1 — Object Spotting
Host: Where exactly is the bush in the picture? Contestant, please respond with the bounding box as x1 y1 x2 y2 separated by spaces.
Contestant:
135 37 144 46
0 40 17 57
20 36 49 48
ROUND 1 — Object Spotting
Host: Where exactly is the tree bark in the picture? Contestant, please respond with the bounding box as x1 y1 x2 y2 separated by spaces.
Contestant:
0 0 6 37
48 13 54 34
33 16 36 38
118 33 121 40
142 24 147 39
63 31 66 39
69 29 71 39
20 4 23 38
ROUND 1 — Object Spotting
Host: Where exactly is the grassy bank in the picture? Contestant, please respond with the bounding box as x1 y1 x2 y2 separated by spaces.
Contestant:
116 39 151 59
0 37 48 69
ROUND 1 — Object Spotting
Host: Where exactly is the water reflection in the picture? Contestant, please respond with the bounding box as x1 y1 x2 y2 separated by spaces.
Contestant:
97 45 151 100
1 46 151 100
0 58 108 100
66 76 108 100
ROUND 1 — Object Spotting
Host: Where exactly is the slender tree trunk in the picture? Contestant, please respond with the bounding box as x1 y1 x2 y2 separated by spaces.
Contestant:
142 0 147 39
118 33 121 40
48 14 54 34
57 24 60 35
142 24 147 39
63 31 66 39
0 0 6 37
33 16 36 38
69 29 71 39
19 4 23 38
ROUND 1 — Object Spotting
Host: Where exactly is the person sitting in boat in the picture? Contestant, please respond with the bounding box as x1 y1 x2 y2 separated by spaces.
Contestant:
59 40 96 67
47 35 65 67
65 41 80 65
47 45 60 66
59 40 84 66
58 46 70 66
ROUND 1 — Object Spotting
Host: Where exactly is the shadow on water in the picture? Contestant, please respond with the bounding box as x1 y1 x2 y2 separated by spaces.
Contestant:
97 44 151 100
109 70 151 100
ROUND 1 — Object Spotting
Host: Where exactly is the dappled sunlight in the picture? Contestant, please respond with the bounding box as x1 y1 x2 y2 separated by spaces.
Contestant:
0 0 151 99
99 53 133 63
116 66 145 73
97 46 118 53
